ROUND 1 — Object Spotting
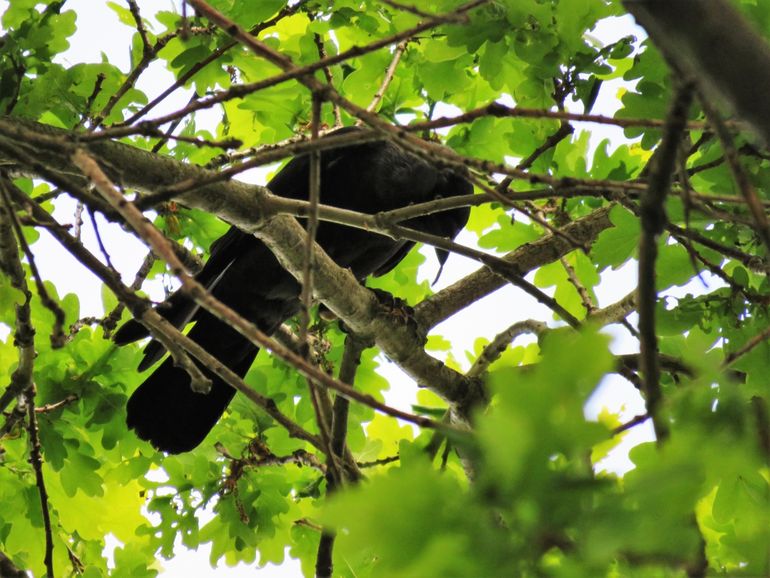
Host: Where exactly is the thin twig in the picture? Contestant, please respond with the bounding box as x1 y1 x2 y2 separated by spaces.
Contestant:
613 413 650 435
378 220 583 327
126 0 152 52
122 1 309 125
380 0 437 18
301 96 337 480
618 196 770 274
525 121 574 167
722 326 770 368
315 335 368 578
332 336 367 483
111 0 486 133
35 394 79 413
357 455 400 468
300 97 323 351
674 234 761 303
515 200 590 253
2 55 25 116
311 26 342 126
76 71 107 128
26 386 55 578
415 206 614 330
561 256 597 316
468 320 547 378
148 103 241 154
87 207 116 271
618 355 695 384
408 100 727 133
91 23 178 127
217 442 326 494
101 250 156 337
365 41 408 113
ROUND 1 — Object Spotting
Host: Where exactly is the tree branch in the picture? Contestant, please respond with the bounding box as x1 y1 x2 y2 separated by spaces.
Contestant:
637 82 695 442
623 0 770 145
468 320 547 378
26 386 55 578
415 206 614 329
0 178 36 414
365 40 408 114
315 334 368 578
0 118 471 414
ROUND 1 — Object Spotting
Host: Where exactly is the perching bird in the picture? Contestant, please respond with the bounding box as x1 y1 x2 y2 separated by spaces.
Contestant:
114 128 471 453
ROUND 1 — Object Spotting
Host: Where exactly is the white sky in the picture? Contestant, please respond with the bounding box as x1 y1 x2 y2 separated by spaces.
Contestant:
0 1 654 576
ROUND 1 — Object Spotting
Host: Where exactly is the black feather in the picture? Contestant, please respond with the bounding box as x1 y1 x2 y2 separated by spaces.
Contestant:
115 129 471 453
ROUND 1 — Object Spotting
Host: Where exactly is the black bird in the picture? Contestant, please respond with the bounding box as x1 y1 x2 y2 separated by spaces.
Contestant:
114 128 471 453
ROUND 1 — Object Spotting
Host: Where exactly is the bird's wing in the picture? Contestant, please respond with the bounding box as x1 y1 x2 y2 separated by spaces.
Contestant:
112 226 250 369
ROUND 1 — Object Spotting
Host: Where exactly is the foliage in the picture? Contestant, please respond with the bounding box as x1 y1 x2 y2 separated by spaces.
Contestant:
1 0 770 576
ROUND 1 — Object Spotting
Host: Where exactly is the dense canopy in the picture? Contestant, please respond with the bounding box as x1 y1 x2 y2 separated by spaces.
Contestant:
1 0 770 576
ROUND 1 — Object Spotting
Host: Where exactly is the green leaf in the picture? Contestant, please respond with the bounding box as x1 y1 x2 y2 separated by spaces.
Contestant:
657 241 699 289
591 205 640 270
478 213 540 253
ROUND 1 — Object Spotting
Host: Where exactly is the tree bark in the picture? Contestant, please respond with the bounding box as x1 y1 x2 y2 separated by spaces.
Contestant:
624 0 770 145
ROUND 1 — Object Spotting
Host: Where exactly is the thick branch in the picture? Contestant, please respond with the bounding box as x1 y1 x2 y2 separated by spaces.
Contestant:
624 0 770 145
416 206 614 329
0 118 623 419
637 83 695 442
258 214 482 408
0 179 35 414
0 116 269 223
0 117 484 410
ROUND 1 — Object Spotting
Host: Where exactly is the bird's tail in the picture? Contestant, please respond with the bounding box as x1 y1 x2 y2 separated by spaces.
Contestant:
123 309 259 453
